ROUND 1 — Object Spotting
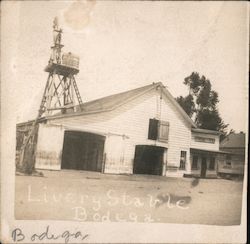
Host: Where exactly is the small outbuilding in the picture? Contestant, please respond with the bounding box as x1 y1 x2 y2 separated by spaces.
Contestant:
217 132 246 177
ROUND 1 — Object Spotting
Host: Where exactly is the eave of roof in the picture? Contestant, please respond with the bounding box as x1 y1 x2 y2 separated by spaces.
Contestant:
190 148 231 154
160 84 197 128
17 117 47 127
191 128 221 135
220 146 245 149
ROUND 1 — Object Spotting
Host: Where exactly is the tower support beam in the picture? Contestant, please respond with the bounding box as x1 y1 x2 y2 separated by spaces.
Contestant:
17 17 83 175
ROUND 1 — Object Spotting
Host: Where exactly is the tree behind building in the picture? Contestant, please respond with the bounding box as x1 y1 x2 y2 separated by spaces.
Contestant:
176 72 228 140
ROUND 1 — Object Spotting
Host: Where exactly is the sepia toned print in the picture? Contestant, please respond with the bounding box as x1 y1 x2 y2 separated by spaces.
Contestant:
1 1 248 243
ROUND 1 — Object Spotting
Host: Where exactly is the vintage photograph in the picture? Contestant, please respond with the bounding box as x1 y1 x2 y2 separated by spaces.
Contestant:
1 0 248 243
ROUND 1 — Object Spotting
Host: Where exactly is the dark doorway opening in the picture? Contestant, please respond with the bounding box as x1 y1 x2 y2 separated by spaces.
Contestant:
133 145 165 175
201 157 207 178
61 131 105 172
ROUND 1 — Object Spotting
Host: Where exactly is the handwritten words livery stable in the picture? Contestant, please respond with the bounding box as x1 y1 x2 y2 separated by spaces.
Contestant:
27 185 190 222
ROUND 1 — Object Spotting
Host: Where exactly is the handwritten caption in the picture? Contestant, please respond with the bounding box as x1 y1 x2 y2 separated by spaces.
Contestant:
11 225 89 243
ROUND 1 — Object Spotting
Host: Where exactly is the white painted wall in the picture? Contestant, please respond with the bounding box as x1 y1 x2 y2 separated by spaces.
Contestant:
191 132 219 151
160 95 191 172
47 88 192 175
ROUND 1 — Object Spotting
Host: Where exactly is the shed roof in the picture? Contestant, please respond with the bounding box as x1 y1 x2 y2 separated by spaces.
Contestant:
220 132 246 148
190 148 231 155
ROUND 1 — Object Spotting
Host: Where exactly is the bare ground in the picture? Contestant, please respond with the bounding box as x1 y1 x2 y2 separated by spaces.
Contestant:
15 170 244 225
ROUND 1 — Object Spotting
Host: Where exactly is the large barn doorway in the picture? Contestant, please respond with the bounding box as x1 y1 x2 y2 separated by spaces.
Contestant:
133 145 165 175
61 131 105 172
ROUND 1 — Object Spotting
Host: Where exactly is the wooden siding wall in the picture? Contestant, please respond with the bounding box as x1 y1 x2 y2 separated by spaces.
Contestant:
217 154 245 175
160 95 191 173
191 132 219 151
47 89 192 174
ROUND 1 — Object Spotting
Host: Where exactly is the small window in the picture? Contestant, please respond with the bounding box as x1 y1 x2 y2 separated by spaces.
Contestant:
148 119 169 142
226 155 231 166
192 155 198 170
179 151 187 170
209 157 215 170
148 119 159 140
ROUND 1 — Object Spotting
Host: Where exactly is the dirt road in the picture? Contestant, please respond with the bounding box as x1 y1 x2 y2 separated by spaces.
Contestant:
15 170 244 225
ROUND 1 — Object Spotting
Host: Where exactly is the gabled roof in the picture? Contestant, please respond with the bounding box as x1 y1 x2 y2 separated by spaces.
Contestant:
48 82 197 127
220 132 246 148
78 83 157 113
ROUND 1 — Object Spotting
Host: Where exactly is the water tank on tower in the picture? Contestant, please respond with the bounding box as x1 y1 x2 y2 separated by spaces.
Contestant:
62 52 79 70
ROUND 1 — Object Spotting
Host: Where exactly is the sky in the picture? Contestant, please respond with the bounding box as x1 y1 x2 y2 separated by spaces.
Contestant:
3 1 248 132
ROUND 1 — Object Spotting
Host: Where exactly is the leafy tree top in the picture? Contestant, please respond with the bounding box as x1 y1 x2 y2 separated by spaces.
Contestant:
176 72 228 138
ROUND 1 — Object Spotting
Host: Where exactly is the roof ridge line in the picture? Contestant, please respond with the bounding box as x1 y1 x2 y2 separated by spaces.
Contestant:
80 82 161 107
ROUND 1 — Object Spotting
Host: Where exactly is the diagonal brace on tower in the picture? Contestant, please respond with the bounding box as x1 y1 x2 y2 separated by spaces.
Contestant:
17 17 83 174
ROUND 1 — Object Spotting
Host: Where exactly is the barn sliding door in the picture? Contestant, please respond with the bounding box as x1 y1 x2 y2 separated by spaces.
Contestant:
35 124 64 170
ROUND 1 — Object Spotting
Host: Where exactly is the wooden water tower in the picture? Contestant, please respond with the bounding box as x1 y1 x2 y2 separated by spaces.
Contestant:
18 18 83 174
40 17 83 117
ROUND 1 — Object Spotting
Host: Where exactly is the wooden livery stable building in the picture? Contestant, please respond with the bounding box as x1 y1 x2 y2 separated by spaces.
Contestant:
16 82 225 178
